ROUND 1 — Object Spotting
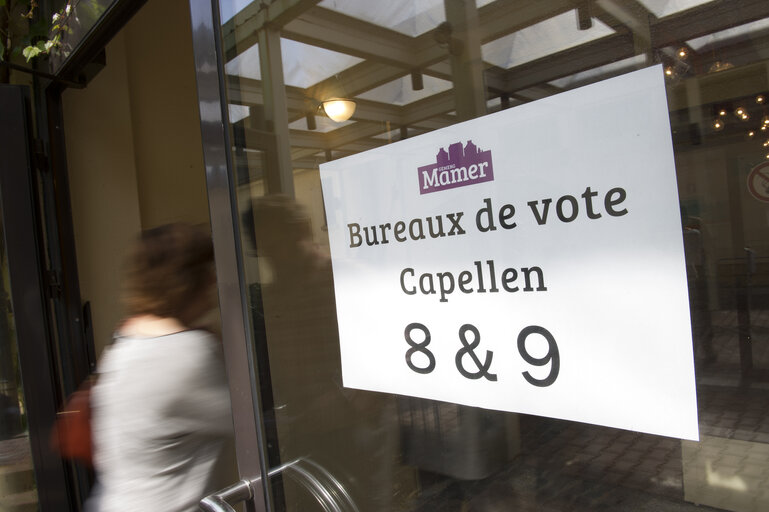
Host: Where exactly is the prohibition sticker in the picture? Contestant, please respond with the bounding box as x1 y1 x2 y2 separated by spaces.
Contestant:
748 161 769 203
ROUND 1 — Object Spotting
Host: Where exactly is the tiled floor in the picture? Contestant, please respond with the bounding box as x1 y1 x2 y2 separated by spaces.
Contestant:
406 307 769 511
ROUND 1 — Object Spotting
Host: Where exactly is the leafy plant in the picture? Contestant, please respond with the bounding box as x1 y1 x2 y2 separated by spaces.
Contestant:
21 1 73 61
0 0 73 82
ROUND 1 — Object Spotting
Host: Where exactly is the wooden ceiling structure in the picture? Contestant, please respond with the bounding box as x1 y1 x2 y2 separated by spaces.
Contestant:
221 0 769 170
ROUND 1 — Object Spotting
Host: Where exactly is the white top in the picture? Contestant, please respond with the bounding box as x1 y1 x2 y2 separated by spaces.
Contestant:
89 330 232 512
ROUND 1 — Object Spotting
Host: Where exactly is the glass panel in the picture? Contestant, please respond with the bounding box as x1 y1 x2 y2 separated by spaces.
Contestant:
0 214 38 511
356 75 453 105
638 0 718 18
481 10 615 69
317 0 496 37
49 0 121 73
217 0 769 510
226 39 364 87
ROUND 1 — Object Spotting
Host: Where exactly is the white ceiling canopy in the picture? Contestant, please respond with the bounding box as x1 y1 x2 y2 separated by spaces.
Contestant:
318 0 496 37
229 104 251 124
687 17 769 51
319 0 444 37
219 0 253 24
636 0 717 18
225 38 363 88
482 10 614 69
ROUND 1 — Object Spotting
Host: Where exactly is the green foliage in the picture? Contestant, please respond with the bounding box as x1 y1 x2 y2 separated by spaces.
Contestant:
21 38 42 60
22 1 72 62
0 0 73 65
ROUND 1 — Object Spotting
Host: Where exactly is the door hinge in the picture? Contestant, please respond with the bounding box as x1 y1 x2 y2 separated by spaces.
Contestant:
34 139 49 173
47 270 62 299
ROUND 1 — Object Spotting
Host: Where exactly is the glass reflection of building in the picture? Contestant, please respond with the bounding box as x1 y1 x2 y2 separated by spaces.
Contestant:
5 0 769 510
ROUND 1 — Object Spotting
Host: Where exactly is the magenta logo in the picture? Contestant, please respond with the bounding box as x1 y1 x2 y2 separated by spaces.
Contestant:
417 140 494 194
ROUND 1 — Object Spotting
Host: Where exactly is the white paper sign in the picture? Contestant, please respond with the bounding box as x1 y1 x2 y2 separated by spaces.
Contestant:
320 65 699 440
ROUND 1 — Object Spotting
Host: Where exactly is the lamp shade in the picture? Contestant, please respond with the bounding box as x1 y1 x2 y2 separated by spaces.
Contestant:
322 98 356 122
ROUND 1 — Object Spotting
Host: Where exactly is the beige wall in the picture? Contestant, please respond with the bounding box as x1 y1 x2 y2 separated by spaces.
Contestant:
63 30 143 356
124 0 209 229
62 0 209 356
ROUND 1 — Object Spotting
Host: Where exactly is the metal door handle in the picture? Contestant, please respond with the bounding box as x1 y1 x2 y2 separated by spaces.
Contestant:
199 479 254 512
199 458 358 512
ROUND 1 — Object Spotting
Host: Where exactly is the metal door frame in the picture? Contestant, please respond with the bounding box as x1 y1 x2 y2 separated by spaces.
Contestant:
0 84 74 511
188 1 272 510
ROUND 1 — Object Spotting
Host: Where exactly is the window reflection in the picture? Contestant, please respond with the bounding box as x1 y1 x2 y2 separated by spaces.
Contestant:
221 0 769 510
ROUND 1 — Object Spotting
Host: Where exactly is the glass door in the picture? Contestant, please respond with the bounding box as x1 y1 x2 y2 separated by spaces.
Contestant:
191 1 769 511
0 85 74 511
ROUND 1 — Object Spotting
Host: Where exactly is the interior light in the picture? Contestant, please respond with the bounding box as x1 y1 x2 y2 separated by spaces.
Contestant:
735 107 746 116
762 115 769 125
748 131 755 137
322 99 357 122
712 119 723 131
741 113 750 121
709 61 733 73
762 125 768 131
664 67 673 77
678 48 687 58
757 95 765 104
764 140 769 147
718 109 727 116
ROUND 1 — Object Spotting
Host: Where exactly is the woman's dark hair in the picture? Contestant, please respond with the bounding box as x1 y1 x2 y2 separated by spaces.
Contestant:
122 223 214 320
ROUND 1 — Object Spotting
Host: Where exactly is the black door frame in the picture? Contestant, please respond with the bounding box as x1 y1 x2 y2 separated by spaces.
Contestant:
0 84 75 511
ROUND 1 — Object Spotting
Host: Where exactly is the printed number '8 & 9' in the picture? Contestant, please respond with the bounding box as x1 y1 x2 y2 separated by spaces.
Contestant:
404 322 560 387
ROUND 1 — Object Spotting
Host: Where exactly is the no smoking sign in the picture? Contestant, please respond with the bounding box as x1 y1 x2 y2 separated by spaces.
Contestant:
748 161 769 203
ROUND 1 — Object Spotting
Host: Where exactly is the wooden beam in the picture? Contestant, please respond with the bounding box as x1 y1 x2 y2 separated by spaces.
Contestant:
223 0 322 60
227 76 312 113
475 0 579 44
413 114 457 131
402 90 456 125
594 0 656 35
229 75 406 125
235 0 580 106
504 33 636 92
651 0 769 48
327 121 390 150
306 61 407 101
499 0 769 95
282 7 418 67
289 129 327 149
594 0 654 57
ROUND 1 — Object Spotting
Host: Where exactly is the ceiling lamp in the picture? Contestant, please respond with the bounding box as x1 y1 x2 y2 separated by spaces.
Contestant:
709 60 733 73
322 99 356 122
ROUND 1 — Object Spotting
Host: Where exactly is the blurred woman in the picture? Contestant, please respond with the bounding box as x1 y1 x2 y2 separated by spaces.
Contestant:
87 224 232 512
